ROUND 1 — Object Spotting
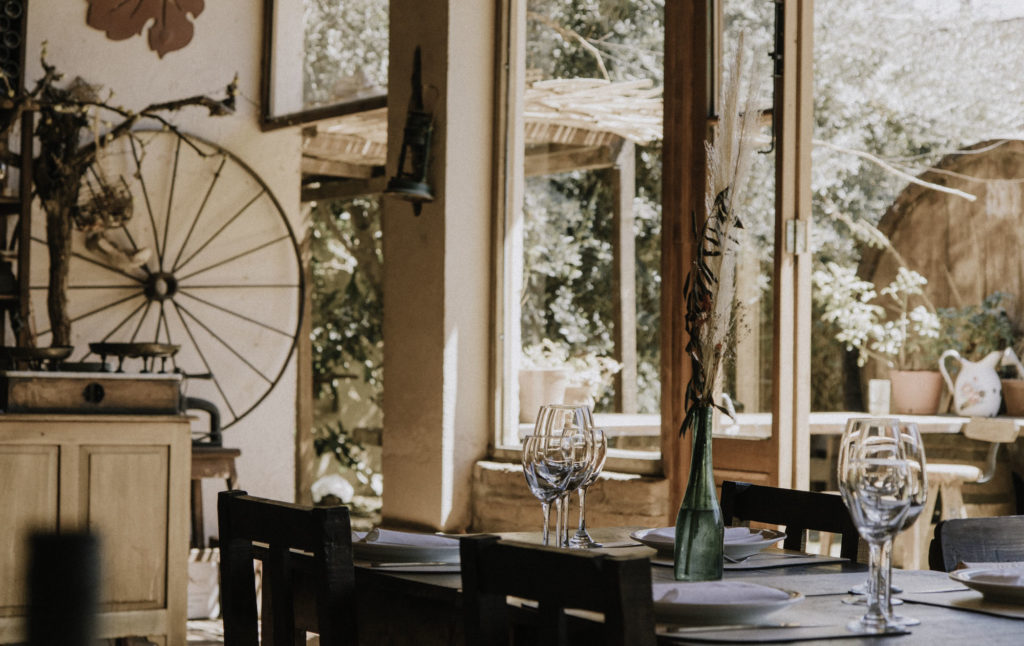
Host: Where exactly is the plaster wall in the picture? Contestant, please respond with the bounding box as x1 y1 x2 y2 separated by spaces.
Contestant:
26 2 303 526
381 0 494 530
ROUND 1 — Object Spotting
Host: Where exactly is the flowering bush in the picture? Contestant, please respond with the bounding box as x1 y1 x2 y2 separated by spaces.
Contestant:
814 264 941 370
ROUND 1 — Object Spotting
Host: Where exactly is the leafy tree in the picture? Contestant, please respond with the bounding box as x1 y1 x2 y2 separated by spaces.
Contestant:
303 0 388 108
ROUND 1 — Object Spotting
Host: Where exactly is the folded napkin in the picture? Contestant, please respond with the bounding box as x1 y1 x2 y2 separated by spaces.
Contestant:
646 527 675 541
724 527 769 544
653 581 794 605
644 526 774 546
354 528 459 547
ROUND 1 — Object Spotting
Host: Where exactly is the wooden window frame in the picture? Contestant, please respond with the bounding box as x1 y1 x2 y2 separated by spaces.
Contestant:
492 0 813 498
259 0 388 131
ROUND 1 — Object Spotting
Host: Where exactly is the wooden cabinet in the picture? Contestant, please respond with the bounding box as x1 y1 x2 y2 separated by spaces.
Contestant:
0 414 190 645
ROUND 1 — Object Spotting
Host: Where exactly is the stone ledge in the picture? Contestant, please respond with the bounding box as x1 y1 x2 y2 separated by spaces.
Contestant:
470 460 670 532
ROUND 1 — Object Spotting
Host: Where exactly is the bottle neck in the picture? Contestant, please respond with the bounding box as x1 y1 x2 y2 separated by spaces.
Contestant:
683 406 716 504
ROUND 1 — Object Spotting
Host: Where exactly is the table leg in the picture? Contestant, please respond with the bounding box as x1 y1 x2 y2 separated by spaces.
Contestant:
191 479 204 548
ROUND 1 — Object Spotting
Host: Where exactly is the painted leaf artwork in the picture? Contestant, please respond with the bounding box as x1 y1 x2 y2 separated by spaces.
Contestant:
86 0 205 58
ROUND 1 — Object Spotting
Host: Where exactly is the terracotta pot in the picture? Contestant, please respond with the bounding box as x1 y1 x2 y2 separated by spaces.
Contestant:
889 369 943 415
518 368 568 423
1002 379 1024 417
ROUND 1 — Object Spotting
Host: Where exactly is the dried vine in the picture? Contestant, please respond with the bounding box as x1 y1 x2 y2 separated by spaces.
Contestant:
0 53 236 346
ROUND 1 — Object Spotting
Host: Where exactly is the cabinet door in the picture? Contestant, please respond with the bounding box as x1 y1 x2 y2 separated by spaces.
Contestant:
0 446 59 616
80 445 170 610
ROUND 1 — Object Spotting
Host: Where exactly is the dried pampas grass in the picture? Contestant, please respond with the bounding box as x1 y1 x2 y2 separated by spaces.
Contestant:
681 34 763 436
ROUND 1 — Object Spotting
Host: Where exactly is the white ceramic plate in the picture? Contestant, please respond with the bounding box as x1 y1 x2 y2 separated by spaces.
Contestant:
356 560 461 573
950 567 1024 604
652 581 803 624
351 530 461 564
629 526 787 559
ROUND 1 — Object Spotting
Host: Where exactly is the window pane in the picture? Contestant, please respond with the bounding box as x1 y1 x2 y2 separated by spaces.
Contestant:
811 1 1024 415
720 0 777 425
504 0 665 452
302 0 389 111
310 197 383 526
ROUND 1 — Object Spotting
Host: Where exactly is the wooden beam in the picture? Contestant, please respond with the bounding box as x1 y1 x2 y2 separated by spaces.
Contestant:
300 176 387 202
301 156 378 180
662 0 712 516
610 140 638 413
523 143 615 177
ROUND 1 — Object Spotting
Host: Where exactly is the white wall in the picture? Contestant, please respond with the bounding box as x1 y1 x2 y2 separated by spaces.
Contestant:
26 1 303 527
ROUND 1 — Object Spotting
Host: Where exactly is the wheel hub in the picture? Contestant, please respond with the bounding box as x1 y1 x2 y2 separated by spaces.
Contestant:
144 272 179 302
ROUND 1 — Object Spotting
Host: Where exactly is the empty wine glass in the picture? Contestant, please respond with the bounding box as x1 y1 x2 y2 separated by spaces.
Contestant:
838 417 912 634
846 420 927 613
521 434 572 546
553 424 595 546
568 428 607 548
886 421 927 626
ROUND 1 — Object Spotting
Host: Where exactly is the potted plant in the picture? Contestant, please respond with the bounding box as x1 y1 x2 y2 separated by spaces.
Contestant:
518 340 622 422
814 264 943 414
519 340 570 423
563 353 622 409
935 291 1017 415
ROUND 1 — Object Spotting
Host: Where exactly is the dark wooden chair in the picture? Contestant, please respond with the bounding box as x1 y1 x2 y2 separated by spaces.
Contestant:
719 480 861 562
459 534 656 646
218 490 356 646
928 515 1024 571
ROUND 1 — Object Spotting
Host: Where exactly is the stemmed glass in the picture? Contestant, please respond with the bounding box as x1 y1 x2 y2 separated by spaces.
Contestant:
838 417 912 634
886 421 927 626
568 428 607 548
556 426 596 546
521 434 573 546
531 404 593 546
845 420 928 620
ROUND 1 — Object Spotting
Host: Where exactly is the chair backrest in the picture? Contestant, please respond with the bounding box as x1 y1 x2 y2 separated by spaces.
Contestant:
459 535 656 646
928 515 1024 571
218 490 356 646
719 481 861 562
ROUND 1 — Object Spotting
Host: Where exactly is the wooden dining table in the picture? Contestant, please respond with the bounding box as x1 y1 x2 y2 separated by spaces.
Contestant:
335 528 1024 644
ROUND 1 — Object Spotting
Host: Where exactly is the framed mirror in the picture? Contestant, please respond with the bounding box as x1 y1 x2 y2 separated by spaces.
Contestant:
260 0 389 130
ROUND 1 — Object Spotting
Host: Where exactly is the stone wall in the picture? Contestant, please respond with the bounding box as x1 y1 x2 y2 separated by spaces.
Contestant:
470 460 671 532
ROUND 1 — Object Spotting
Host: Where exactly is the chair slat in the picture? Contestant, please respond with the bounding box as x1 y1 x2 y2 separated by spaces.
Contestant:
720 481 861 562
218 490 356 646
929 515 1024 571
460 535 656 646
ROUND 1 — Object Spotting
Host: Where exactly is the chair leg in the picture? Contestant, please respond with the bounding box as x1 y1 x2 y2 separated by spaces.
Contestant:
939 483 968 521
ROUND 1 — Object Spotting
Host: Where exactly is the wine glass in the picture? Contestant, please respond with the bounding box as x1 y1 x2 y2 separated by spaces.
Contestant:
568 428 607 548
838 417 912 634
886 421 927 626
521 434 572 546
556 425 596 547
846 420 928 612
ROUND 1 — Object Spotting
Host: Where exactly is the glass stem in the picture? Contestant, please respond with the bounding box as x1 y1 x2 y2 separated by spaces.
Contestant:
554 496 564 548
577 487 587 533
540 501 551 546
866 541 886 627
881 538 895 619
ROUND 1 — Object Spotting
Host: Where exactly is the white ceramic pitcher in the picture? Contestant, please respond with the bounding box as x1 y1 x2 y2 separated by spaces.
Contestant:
939 349 1003 417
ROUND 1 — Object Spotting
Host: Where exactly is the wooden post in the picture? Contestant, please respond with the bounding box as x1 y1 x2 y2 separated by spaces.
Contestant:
611 140 638 413
662 0 712 515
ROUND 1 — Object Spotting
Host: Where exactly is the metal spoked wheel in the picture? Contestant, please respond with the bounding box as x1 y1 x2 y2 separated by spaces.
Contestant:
29 130 304 431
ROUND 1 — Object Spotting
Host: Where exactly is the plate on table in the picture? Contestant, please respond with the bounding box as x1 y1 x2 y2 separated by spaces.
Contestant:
630 526 787 559
652 580 802 624
352 528 460 565
950 567 1024 604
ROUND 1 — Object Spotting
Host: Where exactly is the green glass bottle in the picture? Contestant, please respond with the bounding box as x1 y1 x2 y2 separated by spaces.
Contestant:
673 405 724 581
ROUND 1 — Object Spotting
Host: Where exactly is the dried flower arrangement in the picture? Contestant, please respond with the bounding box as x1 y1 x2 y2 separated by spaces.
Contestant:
0 50 236 346
680 39 762 436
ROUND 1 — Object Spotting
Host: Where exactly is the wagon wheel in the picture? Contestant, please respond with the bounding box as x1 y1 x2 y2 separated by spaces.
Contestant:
29 130 304 431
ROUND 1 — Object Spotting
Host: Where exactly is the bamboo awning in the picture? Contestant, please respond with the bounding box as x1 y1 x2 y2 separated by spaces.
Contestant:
302 79 664 180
